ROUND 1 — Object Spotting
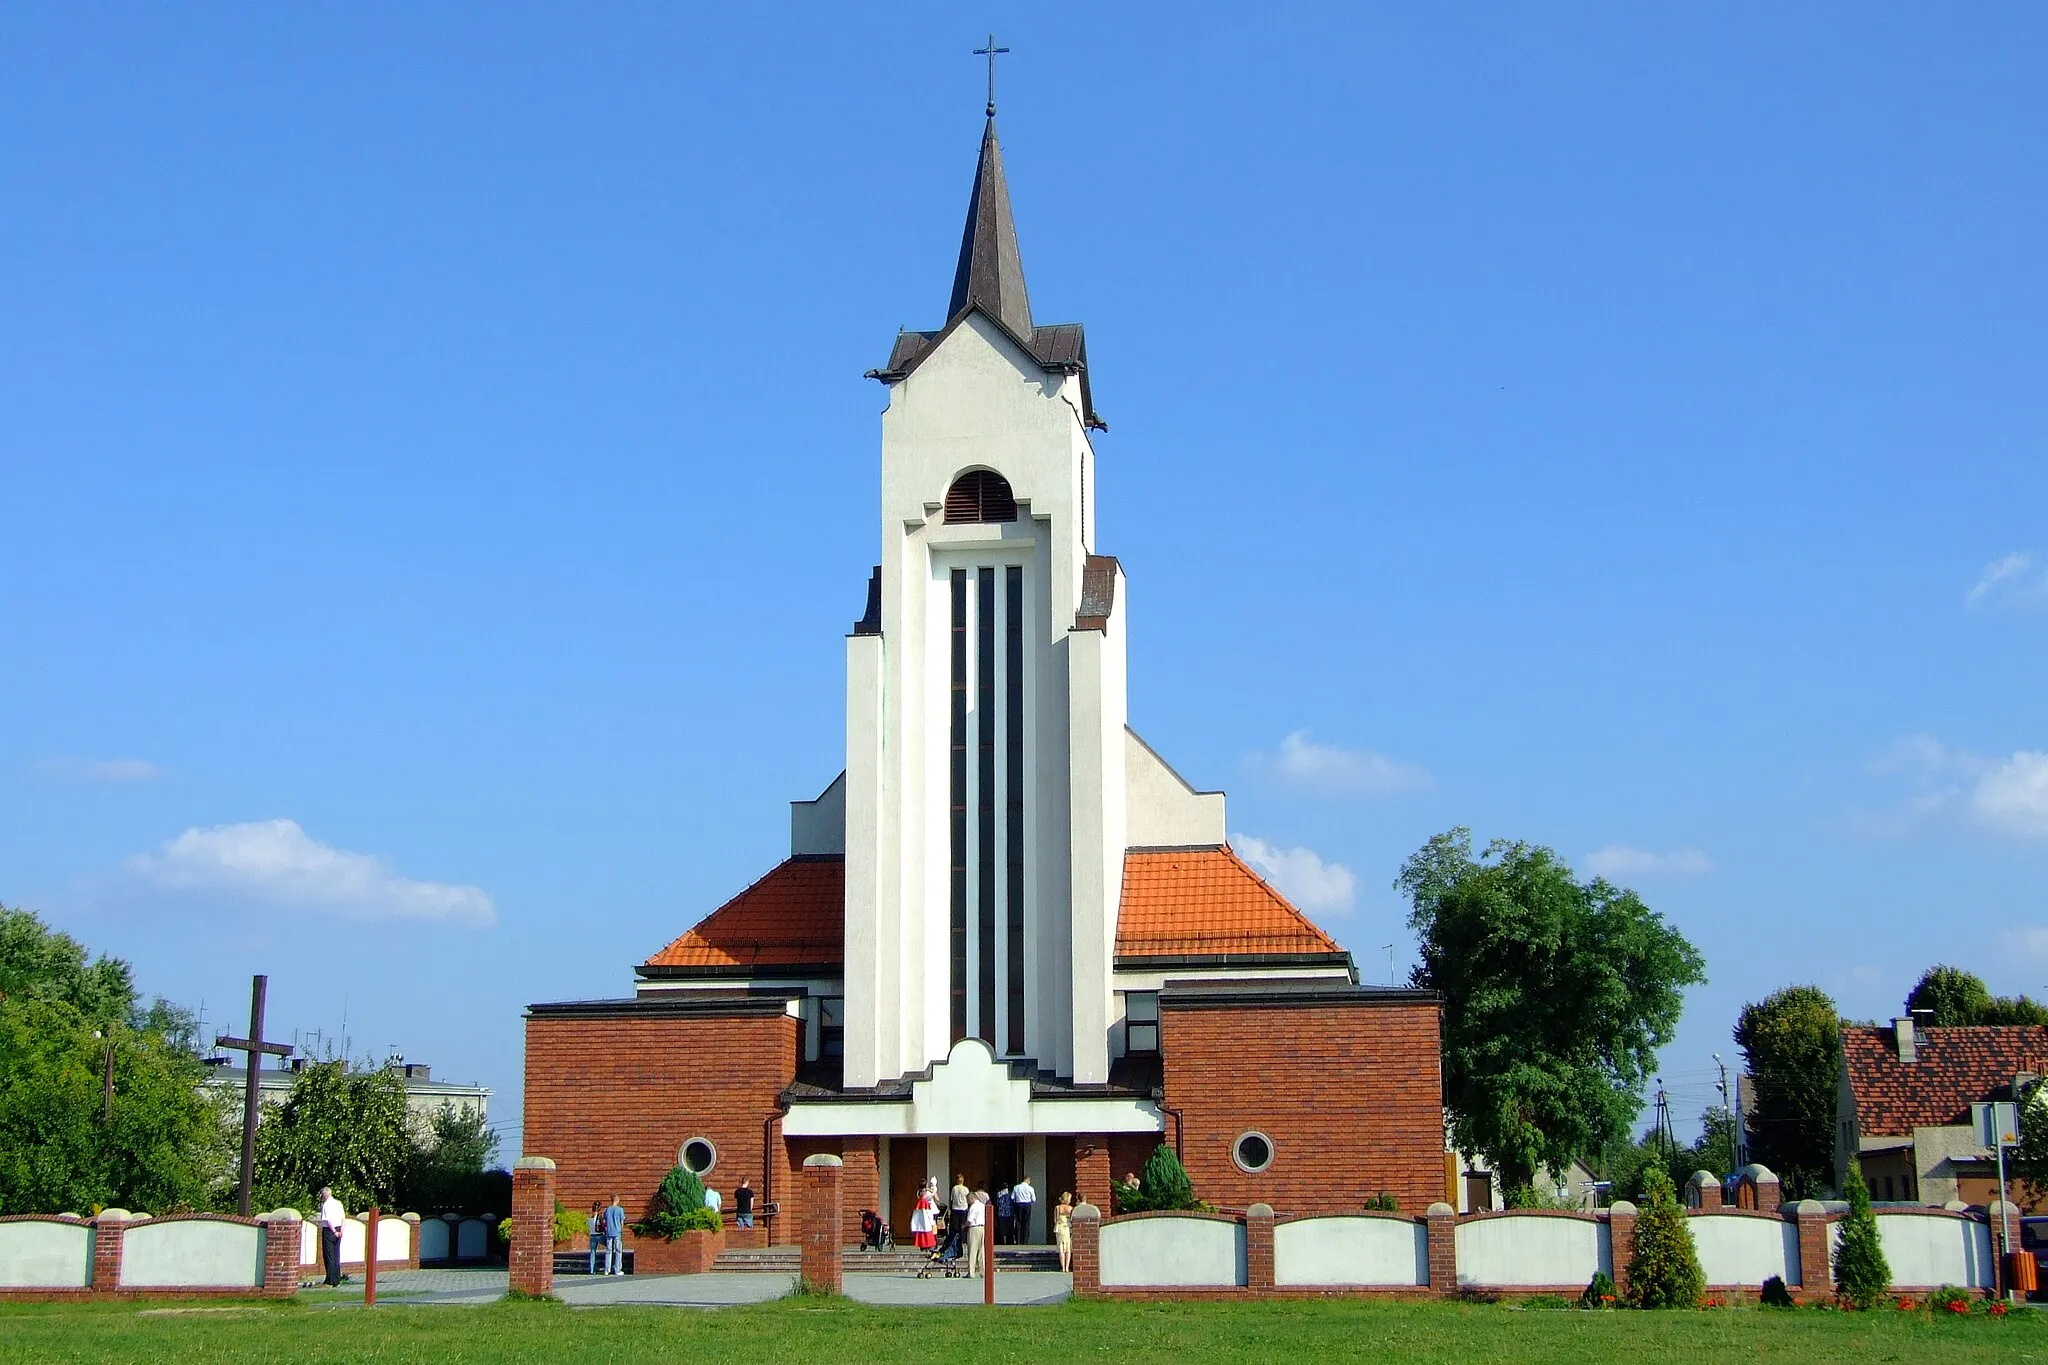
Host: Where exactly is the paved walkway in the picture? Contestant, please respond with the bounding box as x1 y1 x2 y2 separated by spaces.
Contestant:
301 1266 1069 1308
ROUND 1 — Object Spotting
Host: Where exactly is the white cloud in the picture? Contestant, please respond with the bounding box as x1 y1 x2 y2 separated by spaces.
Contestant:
1973 752 2048 839
2002 927 2048 964
1257 730 1433 795
1230 833 1358 915
39 757 163 782
1966 552 2048 611
129 819 495 925
1583 845 1715 880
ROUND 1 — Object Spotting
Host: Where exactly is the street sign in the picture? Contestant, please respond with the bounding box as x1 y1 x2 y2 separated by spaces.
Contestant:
1974 1101 2020 1149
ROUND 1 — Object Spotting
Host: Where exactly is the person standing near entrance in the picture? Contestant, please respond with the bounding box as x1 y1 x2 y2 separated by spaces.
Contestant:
733 1178 754 1229
586 1200 604 1275
1011 1175 1037 1243
317 1186 346 1286
966 1189 990 1278
948 1173 970 1259
1053 1191 1074 1272
909 1177 938 1251
994 1185 1013 1247
602 1194 626 1275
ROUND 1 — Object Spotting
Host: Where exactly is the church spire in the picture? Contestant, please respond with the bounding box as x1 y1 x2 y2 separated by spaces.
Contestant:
946 115 1034 340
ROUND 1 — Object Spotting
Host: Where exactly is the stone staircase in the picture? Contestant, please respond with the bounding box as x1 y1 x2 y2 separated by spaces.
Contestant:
710 1244 1064 1275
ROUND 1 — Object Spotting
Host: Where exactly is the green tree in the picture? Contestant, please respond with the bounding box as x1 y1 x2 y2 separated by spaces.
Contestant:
1626 1165 1705 1308
400 1102 503 1211
1905 965 2048 1026
0 907 229 1215
1832 1159 1890 1308
1596 1108 1738 1206
1733 986 1839 1199
1114 1144 1202 1213
251 1060 413 1211
1399 829 1705 1191
2007 1079 2048 1205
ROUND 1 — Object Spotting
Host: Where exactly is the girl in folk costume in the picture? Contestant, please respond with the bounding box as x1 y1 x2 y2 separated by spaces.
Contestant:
909 1176 939 1251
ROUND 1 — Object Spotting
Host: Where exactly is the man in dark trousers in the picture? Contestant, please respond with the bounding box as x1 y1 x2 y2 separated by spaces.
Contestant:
317 1186 347 1286
734 1178 755 1229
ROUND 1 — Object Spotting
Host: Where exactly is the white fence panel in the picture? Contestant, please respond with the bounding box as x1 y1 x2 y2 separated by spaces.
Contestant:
0 1222 92 1288
418 1218 452 1261
1099 1217 1245 1287
1274 1216 1428 1287
456 1218 489 1260
120 1219 264 1289
1455 1216 1609 1287
1876 1215 1993 1289
1690 1215 1799 1286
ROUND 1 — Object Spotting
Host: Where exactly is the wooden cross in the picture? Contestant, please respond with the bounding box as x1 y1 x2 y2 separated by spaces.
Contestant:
215 974 292 1216
973 34 1010 117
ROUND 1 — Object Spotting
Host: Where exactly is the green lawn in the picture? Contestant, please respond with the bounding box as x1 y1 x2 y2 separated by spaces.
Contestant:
0 1296 2038 1364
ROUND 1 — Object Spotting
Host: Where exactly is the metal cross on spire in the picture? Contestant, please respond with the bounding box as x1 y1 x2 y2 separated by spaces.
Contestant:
973 34 1009 117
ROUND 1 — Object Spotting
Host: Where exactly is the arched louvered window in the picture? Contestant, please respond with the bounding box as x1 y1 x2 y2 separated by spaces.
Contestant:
944 469 1018 524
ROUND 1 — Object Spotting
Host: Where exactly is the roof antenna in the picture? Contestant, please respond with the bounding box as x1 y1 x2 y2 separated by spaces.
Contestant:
973 34 1009 118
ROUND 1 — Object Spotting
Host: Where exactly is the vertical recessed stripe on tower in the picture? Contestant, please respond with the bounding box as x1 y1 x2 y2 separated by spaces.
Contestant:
949 569 968 1045
1005 564 1025 1056
976 566 998 1046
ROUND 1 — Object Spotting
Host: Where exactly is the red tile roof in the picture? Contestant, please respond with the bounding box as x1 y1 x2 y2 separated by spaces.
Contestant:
1116 847 1344 960
643 857 844 971
1843 1024 2048 1135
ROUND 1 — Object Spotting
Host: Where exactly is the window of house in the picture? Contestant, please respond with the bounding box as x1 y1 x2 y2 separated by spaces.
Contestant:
1233 1131 1274 1174
1125 991 1159 1054
680 1137 717 1176
821 996 845 1058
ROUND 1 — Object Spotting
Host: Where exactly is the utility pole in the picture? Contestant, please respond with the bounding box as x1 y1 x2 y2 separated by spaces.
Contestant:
1714 1053 1735 1172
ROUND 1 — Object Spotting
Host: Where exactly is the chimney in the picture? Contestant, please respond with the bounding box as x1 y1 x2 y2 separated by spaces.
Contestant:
1894 1016 1917 1065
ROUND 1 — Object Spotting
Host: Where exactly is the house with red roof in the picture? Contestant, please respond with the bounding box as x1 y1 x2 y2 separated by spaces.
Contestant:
1838 1014 2048 1207
521 105 1444 1252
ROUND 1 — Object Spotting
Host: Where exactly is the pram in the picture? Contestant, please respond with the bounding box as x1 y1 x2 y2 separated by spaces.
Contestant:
858 1208 895 1252
916 1216 968 1278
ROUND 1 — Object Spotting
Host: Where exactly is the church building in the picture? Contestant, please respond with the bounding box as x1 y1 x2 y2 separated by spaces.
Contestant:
523 108 1446 1251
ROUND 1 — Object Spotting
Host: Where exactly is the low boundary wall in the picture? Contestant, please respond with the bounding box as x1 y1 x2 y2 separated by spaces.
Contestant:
0 1211 301 1300
1070 1198 2001 1303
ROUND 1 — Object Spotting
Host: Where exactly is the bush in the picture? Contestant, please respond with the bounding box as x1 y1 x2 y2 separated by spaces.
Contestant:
1627 1166 1705 1308
1361 1191 1399 1212
1926 1285 1972 1316
553 1202 586 1245
659 1166 706 1214
1832 1160 1891 1309
1113 1144 1204 1214
1580 1271 1617 1308
1760 1274 1796 1308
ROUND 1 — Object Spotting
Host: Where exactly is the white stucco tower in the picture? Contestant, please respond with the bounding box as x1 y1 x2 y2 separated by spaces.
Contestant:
841 114 1124 1089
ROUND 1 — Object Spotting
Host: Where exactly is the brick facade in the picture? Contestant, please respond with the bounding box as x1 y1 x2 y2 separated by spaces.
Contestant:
509 1157 556 1296
1159 993 1443 1216
801 1156 843 1293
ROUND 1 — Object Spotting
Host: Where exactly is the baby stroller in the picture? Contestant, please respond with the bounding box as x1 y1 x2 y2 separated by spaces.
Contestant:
858 1208 894 1252
917 1221 966 1278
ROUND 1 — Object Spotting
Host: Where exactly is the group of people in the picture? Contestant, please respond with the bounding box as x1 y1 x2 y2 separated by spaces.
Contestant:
907 1174 1077 1274
583 1178 755 1275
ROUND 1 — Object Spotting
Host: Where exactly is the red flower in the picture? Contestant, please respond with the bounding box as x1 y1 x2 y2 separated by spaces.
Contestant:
1946 1300 1970 1315
1989 1301 2010 1318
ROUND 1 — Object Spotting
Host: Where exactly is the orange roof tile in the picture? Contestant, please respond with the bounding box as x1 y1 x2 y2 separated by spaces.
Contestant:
644 857 845 971
1116 847 1344 960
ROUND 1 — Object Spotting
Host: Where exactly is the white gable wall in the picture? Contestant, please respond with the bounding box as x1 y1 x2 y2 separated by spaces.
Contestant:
1125 727 1225 848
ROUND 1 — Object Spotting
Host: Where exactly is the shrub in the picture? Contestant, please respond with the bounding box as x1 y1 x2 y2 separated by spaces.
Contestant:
658 1166 706 1214
1759 1274 1796 1308
1580 1271 1617 1308
1832 1160 1890 1309
1114 1144 1204 1214
553 1201 587 1245
1362 1191 1399 1212
1927 1285 1972 1316
1627 1166 1705 1308
629 1165 721 1241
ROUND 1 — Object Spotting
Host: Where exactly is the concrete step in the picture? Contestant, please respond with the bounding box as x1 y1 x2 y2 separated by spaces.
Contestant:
710 1244 1064 1275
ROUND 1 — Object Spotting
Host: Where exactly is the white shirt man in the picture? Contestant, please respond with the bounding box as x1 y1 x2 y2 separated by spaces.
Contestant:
317 1186 347 1286
1010 1176 1036 1242
703 1186 722 1215
966 1191 989 1278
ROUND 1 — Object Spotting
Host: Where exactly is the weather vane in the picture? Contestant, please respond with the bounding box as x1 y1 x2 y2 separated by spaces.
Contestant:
973 34 1010 117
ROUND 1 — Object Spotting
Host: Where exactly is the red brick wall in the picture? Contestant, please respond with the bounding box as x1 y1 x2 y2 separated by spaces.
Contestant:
523 1012 800 1248
1160 999 1443 1217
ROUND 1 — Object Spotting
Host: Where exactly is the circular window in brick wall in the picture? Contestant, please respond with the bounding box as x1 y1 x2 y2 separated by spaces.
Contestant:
680 1137 717 1176
1233 1131 1274 1174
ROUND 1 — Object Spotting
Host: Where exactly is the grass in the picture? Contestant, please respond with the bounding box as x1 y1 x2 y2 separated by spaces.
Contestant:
0 1296 2039 1364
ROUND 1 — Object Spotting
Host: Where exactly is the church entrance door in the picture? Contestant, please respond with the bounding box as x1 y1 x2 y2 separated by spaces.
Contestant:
948 1137 1021 1239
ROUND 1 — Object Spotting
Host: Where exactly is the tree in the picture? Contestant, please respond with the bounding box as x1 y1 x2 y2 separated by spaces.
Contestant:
1905 965 2048 1027
252 1060 413 1211
1398 829 1705 1191
1113 1144 1202 1213
1596 1107 1739 1206
0 906 229 1214
400 1102 504 1212
1733 986 1839 1199
2007 1078 2048 1205
1832 1159 1890 1308
1627 1165 1704 1308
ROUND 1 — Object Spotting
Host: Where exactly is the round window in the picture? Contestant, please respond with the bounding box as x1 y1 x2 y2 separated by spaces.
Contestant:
680 1138 717 1175
1233 1131 1273 1174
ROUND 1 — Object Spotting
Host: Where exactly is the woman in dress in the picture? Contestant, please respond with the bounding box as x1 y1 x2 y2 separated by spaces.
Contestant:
910 1176 939 1251
1053 1191 1074 1272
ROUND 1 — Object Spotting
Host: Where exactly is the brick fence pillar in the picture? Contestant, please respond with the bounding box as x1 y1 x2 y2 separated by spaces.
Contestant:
1071 1202 1101 1296
1685 1171 1723 1211
509 1156 557 1297
1425 1203 1457 1296
90 1211 130 1294
841 1138 880 1242
802 1154 843 1294
258 1211 302 1296
1245 1204 1274 1294
1606 1202 1638 1300
1790 1200 1830 1299
1076 1138 1112 1216
401 1212 422 1270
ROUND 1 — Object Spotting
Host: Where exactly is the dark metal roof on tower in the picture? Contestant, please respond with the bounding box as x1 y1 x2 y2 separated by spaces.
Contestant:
947 117 1034 340
866 107 1105 431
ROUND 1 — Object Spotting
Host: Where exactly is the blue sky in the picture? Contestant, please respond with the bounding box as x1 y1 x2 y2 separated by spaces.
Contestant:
4 5 2044 1151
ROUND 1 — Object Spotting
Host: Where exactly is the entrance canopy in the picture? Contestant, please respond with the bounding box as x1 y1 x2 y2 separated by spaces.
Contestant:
783 1038 1163 1138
